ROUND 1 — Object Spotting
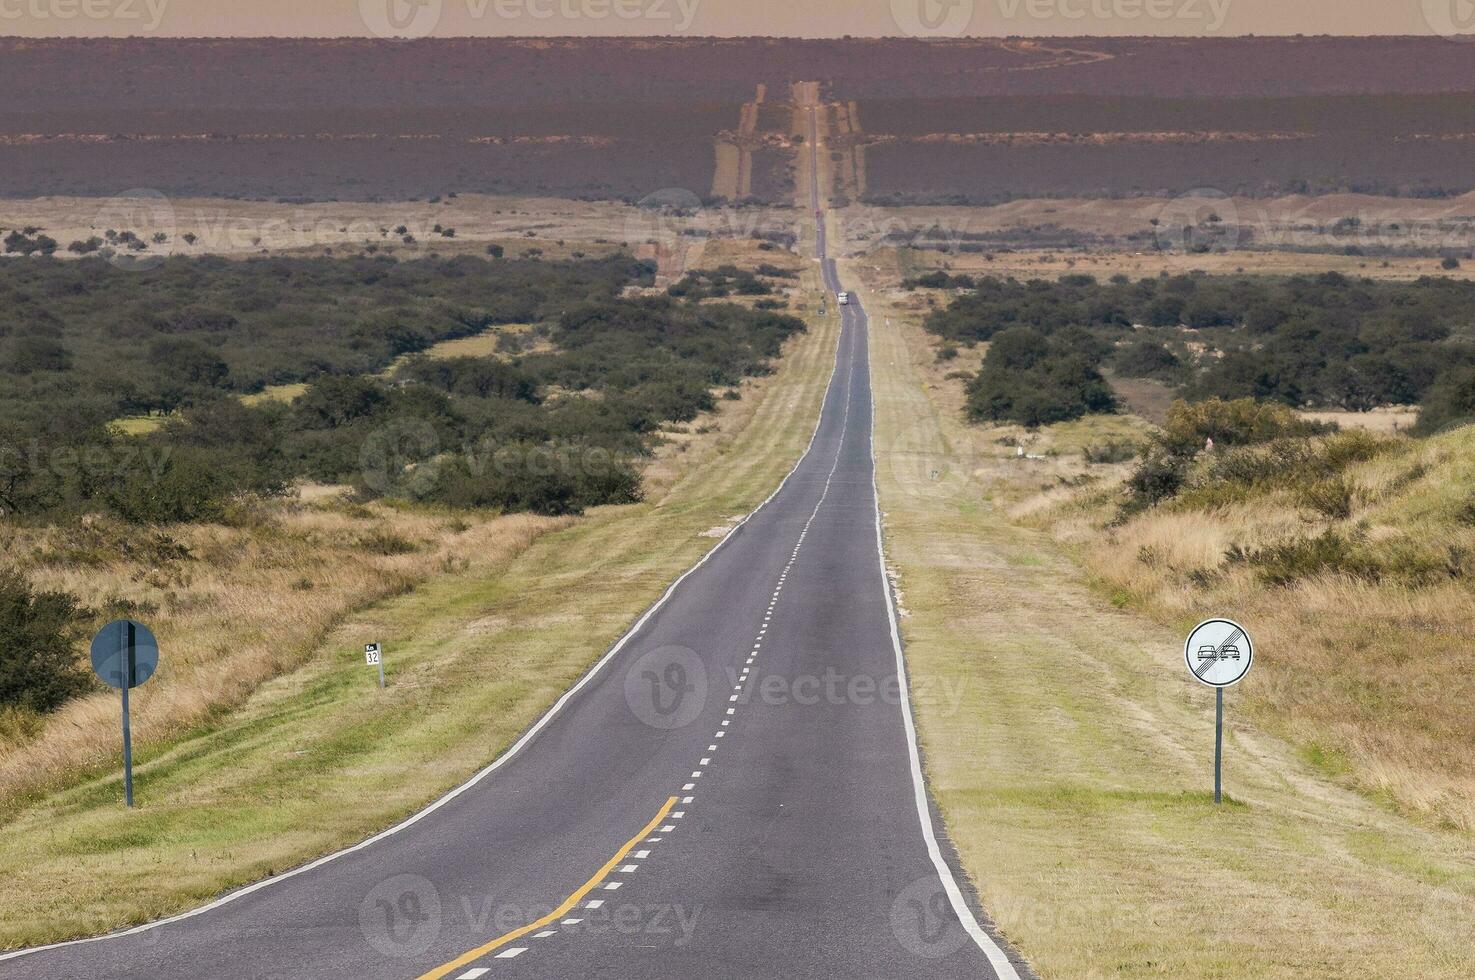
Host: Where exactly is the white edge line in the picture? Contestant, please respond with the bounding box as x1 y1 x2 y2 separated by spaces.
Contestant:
0 268 848 964
858 285 1025 980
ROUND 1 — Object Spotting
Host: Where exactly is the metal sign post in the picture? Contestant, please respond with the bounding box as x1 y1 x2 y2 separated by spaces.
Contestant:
1183 618 1253 805
1214 688 1224 804
90 620 160 808
366 643 385 688
121 622 135 806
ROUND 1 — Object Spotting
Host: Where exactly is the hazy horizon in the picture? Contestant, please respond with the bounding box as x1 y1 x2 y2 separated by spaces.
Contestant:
3 0 1474 40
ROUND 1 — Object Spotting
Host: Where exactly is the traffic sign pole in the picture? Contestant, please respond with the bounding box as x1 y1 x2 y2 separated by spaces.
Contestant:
121 621 135 808
378 651 386 690
1183 618 1252 808
1214 687 1224 805
91 619 159 809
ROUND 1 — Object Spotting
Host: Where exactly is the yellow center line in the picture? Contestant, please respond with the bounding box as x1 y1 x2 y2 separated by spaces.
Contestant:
416 796 679 980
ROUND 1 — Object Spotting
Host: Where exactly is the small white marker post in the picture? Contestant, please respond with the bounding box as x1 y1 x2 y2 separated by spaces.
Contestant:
365 642 385 689
1184 618 1253 804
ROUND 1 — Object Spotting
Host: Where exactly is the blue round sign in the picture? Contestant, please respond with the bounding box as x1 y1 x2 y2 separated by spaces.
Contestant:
90 620 160 690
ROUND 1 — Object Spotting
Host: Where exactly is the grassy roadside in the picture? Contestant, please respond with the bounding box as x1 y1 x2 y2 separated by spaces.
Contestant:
856 259 1475 979
0 265 839 949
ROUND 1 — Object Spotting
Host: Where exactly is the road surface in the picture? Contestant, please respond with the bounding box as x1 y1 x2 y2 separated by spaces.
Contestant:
3 105 1024 980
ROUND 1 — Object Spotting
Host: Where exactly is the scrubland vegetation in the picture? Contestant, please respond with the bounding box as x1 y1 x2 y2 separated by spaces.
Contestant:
906 267 1475 830
1025 398 1475 831
0 251 804 738
919 271 1475 427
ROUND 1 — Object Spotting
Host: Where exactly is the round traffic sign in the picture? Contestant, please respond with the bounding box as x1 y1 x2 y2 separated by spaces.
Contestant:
1184 618 1252 688
90 620 160 690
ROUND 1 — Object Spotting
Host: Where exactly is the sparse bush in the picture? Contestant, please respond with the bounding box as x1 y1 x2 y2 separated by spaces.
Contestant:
1230 531 1375 586
1124 450 1189 508
1083 439 1140 464
355 529 420 555
1298 477 1357 520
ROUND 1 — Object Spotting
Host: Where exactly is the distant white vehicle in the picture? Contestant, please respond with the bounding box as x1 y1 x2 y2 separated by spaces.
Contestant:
837 291 850 305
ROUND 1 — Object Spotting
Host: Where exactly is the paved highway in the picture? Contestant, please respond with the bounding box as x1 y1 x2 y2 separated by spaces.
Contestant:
3 105 1025 980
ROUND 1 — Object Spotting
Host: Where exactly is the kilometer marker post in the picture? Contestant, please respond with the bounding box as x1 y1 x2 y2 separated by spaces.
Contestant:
365 642 385 689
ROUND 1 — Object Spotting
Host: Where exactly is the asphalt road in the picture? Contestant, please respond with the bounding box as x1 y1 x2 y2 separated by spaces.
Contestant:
4 107 1024 980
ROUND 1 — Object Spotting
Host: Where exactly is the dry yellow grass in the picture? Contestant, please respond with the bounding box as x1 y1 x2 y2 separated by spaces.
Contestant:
239 382 309 406
1300 405 1419 434
855 255 1475 979
862 241 1475 283
0 500 569 809
833 191 1475 274
1048 430 1475 832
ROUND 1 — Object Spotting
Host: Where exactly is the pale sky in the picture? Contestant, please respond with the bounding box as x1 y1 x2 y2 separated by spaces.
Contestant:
0 0 1464 38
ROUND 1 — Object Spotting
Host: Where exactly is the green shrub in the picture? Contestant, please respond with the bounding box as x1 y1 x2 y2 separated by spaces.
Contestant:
966 327 1117 427
1415 365 1475 435
104 450 236 524
421 444 643 516
1124 450 1189 508
1159 398 1326 456
1113 338 1180 380
0 572 93 713
1125 401 1390 512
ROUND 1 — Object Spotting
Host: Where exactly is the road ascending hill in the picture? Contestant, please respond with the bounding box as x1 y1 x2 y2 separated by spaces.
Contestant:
0 99 1023 980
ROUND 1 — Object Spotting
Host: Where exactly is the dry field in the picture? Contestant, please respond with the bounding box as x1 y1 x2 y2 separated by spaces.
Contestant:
856 256 1475 979
856 243 1475 835
0 194 709 257
0 193 806 294
829 192 1475 277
